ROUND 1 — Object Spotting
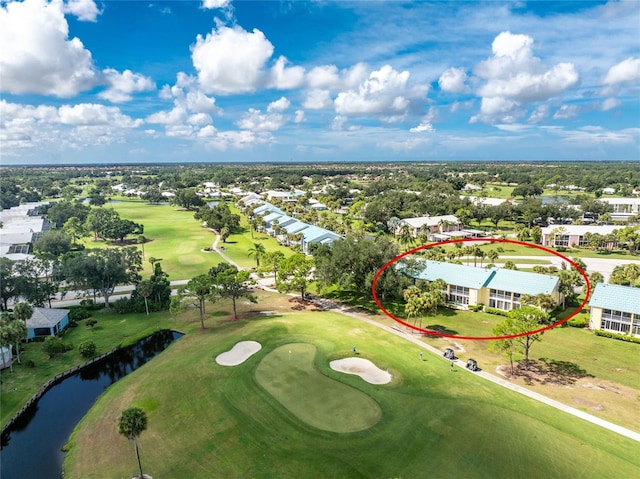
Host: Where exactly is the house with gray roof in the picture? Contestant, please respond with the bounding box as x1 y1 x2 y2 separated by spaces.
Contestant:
589 283 640 337
404 260 561 311
25 307 70 340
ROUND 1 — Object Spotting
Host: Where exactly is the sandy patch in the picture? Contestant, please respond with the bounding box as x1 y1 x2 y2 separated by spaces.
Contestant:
330 358 392 384
216 341 262 366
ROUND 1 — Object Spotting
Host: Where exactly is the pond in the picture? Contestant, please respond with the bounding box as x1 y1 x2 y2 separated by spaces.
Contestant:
0 329 183 479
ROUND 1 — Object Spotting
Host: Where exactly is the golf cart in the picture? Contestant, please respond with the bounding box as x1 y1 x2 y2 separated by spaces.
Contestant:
466 358 479 371
443 348 455 360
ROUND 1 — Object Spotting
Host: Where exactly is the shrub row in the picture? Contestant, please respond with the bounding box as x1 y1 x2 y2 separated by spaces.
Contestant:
484 307 509 317
594 330 640 344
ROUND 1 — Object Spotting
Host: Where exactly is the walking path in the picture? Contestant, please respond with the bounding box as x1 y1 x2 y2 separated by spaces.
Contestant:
209 230 243 269
300 295 640 443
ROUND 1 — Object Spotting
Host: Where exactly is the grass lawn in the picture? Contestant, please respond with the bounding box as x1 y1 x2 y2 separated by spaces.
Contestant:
84 199 227 279
436 240 638 261
64 303 639 479
0 308 182 427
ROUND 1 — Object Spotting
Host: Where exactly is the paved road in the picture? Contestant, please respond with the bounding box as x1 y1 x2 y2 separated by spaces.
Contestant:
497 255 640 281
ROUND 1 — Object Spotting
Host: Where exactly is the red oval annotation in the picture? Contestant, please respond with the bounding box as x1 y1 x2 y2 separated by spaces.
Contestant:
371 238 591 341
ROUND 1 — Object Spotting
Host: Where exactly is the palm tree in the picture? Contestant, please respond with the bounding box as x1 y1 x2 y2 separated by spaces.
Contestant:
118 407 148 479
137 280 153 315
487 249 499 264
398 223 415 251
248 242 266 268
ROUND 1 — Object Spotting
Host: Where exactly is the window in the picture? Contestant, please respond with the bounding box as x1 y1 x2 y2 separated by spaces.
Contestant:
601 309 634 335
554 235 570 247
448 285 469 305
33 327 51 337
489 289 520 311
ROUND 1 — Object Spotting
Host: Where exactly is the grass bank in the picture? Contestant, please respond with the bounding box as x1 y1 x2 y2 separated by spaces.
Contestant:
0 309 181 427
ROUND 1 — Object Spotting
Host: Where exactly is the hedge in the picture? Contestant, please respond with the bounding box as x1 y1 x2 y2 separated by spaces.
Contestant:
594 330 640 344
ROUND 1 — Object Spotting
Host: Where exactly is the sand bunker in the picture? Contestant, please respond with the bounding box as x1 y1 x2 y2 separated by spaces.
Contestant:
216 341 262 366
330 358 392 385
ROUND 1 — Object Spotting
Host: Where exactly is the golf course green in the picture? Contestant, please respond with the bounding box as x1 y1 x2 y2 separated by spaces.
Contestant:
255 343 382 433
63 308 639 479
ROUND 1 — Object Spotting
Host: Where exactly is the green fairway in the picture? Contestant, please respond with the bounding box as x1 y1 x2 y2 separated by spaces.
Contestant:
87 199 226 279
255 343 382 432
64 309 639 479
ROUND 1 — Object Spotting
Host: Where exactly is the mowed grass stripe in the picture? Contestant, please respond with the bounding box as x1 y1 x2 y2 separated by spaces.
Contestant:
255 343 381 433
64 310 640 479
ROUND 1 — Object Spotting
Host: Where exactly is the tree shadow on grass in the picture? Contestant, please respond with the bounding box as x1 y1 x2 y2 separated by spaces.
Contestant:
516 358 594 386
424 324 459 335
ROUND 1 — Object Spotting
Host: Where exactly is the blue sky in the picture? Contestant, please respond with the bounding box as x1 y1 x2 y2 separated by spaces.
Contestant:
1 0 639 165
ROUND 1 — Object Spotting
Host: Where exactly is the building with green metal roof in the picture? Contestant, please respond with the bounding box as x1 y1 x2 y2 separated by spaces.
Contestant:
589 283 640 337
404 260 562 312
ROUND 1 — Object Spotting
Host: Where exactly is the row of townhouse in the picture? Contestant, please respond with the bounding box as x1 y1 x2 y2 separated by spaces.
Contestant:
0 202 54 262
403 259 640 340
396 215 485 241
243 196 341 254
403 260 563 311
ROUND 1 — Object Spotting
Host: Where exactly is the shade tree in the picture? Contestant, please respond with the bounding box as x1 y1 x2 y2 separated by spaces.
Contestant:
63 247 142 309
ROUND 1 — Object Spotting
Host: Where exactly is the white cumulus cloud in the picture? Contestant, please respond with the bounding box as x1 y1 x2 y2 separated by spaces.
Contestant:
201 0 230 9
191 24 274 94
603 57 640 85
474 31 579 123
99 69 155 103
438 67 469 93
268 56 305 90
0 0 98 97
64 0 101 21
334 65 412 119
303 89 333 110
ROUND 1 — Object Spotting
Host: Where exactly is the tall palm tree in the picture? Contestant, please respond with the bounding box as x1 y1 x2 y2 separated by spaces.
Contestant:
118 407 148 479
248 242 266 268
398 223 415 251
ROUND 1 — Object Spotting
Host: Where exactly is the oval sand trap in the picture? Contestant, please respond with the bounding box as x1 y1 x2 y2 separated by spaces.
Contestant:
216 341 262 366
330 358 392 384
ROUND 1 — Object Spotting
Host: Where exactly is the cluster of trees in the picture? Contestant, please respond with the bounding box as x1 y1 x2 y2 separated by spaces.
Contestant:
609 264 640 287
42 201 144 248
403 280 446 330
194 203 241 242
172 263 256 326
0 257 60 310
314 234 410 302
112 261 172 315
